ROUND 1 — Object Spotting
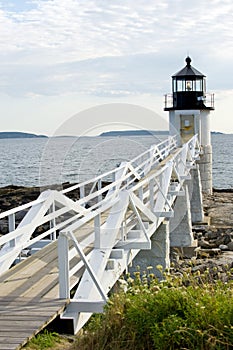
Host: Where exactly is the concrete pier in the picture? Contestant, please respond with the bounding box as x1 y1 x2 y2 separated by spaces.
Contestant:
129 220 170 277
198 144 213 195
188 165 204 223
169 184 194 247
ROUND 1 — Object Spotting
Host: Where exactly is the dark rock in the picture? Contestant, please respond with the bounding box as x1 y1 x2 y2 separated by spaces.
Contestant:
205 231 218 240
193 232 203 240
197 248 221 257
215 233 231 246
199 238 212 249
227 241 233 251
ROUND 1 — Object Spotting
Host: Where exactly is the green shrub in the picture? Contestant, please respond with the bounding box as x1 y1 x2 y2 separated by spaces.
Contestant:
24 329 61 350
74 268 233 350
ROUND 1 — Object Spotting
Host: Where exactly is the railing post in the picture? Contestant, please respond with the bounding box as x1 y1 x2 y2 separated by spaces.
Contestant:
149 179 154 211
94 214 101 249
97 179 102 202
120 214 127 241
8 214 16 248
80 185 87 208
120 222 124 241
58 232 70 299
49 201 56 241
138 186 143 202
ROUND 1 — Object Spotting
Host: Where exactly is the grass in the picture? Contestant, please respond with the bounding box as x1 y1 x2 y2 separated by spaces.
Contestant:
71 265 233 350
24 265 233 350
23 329 69 350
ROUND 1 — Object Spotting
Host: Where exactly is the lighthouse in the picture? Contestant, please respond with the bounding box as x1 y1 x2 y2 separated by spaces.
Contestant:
164 56 214 194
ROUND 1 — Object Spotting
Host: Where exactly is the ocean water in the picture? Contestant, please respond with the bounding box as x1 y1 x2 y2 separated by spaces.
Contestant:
0 134 232 189
212 133 233 189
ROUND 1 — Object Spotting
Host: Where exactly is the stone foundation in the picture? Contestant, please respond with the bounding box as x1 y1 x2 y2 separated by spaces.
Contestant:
198 145 212 195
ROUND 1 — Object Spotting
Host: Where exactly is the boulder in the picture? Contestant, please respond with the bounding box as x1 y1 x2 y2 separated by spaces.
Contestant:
215 234 231 246
199 238 212 249
219 244 229 251
205 231 218 240
227 241 233 251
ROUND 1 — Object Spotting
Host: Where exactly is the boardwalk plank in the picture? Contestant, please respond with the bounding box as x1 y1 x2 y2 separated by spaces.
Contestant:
0 345 22 350
0 323 41 330
0 243 56 282
0 315 51 320
0 215 106 349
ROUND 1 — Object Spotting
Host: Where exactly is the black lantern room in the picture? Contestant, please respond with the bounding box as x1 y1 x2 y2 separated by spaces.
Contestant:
164 57 214 111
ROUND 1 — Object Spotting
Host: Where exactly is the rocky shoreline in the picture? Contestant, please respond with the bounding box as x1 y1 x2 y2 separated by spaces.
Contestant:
171 188 233 282
0 185 233 280
0 183 78 212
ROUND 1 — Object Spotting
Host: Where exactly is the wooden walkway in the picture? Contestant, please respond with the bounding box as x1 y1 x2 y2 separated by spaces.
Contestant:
0 297 66 350
0 220 96 350
0 135 200 348
0 240 67 350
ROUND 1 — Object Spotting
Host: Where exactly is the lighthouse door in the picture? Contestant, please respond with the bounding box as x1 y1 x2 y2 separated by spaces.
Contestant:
180 114 194 143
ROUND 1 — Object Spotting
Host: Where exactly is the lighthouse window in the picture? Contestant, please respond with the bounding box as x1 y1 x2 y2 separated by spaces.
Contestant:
177 80 183 91
196 80 202 91
186 81 192 91
203 78 206 92
173 79 176 92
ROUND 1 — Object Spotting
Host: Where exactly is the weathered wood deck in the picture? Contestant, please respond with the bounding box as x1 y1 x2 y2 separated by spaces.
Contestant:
0 220 96 350
0 240 67 350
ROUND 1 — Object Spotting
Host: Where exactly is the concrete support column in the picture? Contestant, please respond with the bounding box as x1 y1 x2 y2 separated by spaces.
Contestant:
170 184 194 247
188 165 204 223
198 144 212 195
129 220 170 277
200 110 211 146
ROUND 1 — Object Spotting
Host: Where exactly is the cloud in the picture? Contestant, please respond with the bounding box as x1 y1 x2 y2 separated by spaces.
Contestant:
0 52 178 97
1 0 232 63
0 0 233 99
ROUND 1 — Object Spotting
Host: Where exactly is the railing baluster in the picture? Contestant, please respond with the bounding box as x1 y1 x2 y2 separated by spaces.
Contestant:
49 201 56 241
58 233 70 299
149 179 154 211
8 214 16 248
97 179 102 202
94 214 101 249
80 185 85 199
138 186 143 202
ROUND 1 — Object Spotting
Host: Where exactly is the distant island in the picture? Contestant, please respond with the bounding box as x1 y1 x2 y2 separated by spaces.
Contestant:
0 130 225 139
0 132 47 139
100 130 169 137
100 130 226 137
211 131 224 135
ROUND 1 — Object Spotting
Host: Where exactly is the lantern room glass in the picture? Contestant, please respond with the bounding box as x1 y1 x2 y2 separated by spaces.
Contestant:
173 78 205 93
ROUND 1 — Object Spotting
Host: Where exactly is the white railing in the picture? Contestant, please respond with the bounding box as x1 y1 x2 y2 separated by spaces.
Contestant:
56 134 200 333
0 134 201 277
0 133 201 333
0 135 180 274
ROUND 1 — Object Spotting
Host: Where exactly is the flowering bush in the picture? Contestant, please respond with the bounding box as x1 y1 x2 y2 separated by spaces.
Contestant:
73 265 233 350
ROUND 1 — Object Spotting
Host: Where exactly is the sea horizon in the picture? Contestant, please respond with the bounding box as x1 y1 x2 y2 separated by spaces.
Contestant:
0 133 232 190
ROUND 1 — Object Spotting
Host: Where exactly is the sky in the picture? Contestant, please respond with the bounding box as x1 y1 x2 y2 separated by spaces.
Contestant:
1 0 233 136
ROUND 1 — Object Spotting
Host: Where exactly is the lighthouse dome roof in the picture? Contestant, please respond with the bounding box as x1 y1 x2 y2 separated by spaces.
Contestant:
172 56 205 78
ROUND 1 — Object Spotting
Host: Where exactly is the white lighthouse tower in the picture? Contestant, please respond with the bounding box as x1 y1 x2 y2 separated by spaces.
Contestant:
164 56 215 194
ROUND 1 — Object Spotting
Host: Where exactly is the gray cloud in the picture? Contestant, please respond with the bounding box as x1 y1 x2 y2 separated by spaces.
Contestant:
0 53 183 97
0 0 232 98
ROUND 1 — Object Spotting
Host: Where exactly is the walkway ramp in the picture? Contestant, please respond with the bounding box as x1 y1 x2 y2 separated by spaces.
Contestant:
0 297 65 350
0 135 201 348
0 209 109 349
0 240 67 350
